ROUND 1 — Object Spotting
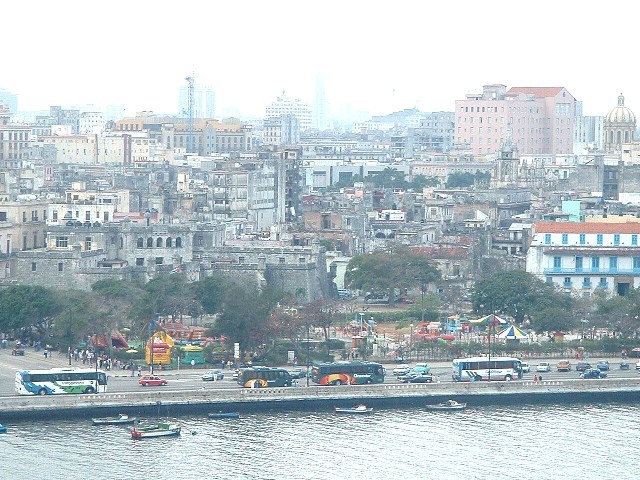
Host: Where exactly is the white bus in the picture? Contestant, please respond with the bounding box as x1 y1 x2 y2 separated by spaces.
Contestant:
15 368 108 395
452 356 522 382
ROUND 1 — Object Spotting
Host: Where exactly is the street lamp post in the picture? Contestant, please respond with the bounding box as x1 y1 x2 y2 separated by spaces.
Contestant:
488 312 499 382
409 323 414 362
581 318 588 341
306 324 310 387
420 279 427 324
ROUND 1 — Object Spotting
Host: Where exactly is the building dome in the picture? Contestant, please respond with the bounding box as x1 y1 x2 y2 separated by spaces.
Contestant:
605 93 636 124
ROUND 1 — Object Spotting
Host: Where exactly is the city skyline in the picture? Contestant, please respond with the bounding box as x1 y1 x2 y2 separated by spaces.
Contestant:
2 1 638 121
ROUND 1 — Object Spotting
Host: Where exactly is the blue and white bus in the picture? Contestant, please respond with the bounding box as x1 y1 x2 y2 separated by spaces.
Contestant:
452 356 522 382
15 368 108 395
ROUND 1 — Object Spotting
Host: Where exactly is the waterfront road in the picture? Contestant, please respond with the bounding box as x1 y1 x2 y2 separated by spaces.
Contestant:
0 346 638 397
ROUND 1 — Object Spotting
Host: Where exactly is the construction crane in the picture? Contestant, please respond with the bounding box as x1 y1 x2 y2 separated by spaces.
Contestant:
185 75 194 154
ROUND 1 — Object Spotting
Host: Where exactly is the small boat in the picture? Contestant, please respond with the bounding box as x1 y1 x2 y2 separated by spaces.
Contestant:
425 400 467 411
334 404 373 414
92 414 137 426
0 424 7 433
130 422 181 439
208 412 240 419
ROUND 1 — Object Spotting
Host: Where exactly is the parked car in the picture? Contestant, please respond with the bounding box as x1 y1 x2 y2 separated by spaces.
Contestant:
575 362 591 372
580 368 607 379
520 362 531 373
406 374 434 383
557 361 571 372
636 362 640 371
596 360 610 371
393 364 411 376
138 375 168 386
536 362 551 373
201 369 224 381
288 368 308 379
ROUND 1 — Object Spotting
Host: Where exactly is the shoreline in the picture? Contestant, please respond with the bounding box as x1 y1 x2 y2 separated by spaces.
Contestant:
2 378 640 422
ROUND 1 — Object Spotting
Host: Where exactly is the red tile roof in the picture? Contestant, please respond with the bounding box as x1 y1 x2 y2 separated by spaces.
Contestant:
507 87 565 97
535 221 640 234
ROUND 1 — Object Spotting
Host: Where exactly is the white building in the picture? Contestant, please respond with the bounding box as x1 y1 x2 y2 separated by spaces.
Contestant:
265 91 312 131
79 112 104 134
526 221 640 297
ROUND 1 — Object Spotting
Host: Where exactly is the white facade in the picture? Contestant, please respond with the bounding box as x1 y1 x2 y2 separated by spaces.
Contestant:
79 112 104 134
526 221 640 297
265 92 312 131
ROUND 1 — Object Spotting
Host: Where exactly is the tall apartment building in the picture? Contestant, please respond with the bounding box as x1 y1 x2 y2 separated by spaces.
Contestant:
526 221 640 297
263 115 300 146
79 112 104 134
455 84 576 158
266 91 312 131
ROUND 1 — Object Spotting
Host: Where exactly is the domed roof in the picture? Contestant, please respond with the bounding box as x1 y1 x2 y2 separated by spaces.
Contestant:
605 93 636 124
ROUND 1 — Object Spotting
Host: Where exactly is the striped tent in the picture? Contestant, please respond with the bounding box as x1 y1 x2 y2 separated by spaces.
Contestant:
470 314 507 326
496 324 528 340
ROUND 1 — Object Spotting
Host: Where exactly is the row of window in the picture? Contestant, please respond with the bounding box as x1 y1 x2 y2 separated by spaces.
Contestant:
552 255 640 270
546 233 639 246
549 277 609 289
137 237 182 248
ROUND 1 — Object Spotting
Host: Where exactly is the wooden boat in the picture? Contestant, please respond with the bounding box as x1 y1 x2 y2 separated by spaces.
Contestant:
334 404 373 414
208 412 240 419
92 414 137 425
425 400 467 411
130 422 181 439
0 424 7 433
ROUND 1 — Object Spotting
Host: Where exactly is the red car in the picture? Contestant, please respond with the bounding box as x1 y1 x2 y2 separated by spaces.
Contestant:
138 375 168 387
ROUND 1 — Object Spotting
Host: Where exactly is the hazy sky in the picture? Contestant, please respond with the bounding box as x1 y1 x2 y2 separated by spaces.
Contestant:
2 1 637 120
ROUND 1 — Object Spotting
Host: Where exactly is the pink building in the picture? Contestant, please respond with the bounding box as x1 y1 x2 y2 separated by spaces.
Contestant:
454 84 576 158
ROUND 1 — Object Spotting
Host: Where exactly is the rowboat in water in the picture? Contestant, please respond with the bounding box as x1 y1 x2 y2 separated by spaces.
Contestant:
334 404 373 414
92 414 137 425
425 400 467 411
130 422 181 439
208 412 240 419
0 424 7 433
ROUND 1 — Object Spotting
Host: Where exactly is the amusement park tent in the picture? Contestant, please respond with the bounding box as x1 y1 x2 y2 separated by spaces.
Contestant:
470 314 507 326
496 324 528 340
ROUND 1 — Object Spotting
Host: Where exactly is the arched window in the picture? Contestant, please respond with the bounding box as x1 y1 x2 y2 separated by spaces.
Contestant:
156 237 163 247
617 130 622 144
610 131 614 143
120 237 124 248
625 131 630 143
176 237 182 248
166 237 172 247
137 237 144 248
146 237 153 248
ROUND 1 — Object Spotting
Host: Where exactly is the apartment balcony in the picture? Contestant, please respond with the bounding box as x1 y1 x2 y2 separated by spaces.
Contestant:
543 267 640 276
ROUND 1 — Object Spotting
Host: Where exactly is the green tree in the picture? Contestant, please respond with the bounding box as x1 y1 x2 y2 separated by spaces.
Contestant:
471 270 573 331
411 174 439 190
213 285 283 354
365 167 408 189
192 275 233 315
344 247 440 303
0 285 62 340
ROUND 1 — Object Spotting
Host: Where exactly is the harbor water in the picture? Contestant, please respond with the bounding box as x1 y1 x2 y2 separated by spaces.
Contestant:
1 402 637 480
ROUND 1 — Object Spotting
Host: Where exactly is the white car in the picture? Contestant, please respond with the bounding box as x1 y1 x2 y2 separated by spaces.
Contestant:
636 362 640 371
393 364 411 376
521 362 531 373
536 362 551 372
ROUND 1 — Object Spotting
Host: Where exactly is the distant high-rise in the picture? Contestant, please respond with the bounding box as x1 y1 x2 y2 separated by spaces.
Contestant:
266 91 312 131
313 73 329 130
455 84 576 157
0 89 18 114
179 85 216 119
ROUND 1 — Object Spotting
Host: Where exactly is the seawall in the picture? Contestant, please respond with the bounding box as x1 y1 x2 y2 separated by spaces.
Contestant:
2 378 640 422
